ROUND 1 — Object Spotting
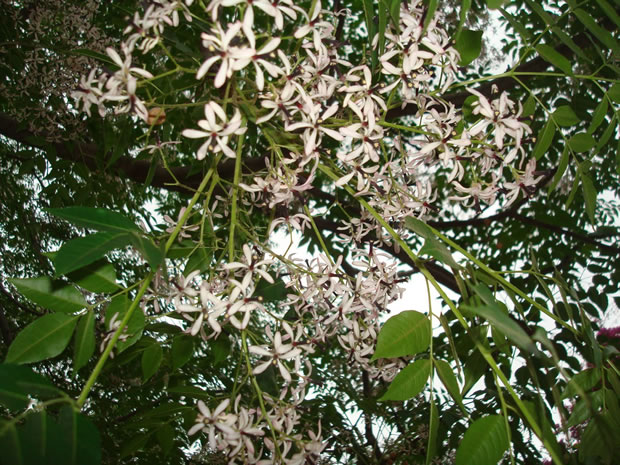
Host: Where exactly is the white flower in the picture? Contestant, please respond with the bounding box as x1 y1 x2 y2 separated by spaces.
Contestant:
182 102 247 159
196 22 254 87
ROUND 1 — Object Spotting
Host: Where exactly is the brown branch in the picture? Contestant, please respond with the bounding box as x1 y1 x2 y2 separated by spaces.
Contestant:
0 112 266 195
312 217 460 294
508 212 620 254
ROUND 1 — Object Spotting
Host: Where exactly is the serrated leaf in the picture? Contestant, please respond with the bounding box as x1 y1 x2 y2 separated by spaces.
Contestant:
9 277 87 314
5 314 79 364
372 311 431 360
171 334 194 370
553 105 579 127
54 231 133 276
142 342 163 381
455 30 483 66
0 364 59 411
456 416 509 465
533 119 556 160
568 133 595 152
379 359 431 401
46 207 140 233
73 311 95 371
536 44 573 75
549 146 569 193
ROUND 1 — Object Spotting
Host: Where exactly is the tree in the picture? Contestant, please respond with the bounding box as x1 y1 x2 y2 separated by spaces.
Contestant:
1 0 619 463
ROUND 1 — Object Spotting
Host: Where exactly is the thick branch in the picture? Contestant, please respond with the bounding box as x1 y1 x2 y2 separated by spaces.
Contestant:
0 112 265 194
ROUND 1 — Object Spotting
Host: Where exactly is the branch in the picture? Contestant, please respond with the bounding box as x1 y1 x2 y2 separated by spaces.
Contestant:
386 18 614 120
0 112 265 194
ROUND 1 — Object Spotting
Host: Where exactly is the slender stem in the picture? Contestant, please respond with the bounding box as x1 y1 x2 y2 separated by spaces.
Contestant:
228 134 245 261
76 272 154 409
77 167 216 409
241 330 281 460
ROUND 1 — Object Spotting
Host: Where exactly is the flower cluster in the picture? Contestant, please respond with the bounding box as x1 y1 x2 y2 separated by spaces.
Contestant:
74 0 546 462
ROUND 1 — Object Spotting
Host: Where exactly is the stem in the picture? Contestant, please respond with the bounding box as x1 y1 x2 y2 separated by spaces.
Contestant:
228 133 245 261
241 330 282 460
77 167 217 409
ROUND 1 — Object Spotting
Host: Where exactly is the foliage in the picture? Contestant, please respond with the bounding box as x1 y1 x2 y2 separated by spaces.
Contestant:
1 0 620 464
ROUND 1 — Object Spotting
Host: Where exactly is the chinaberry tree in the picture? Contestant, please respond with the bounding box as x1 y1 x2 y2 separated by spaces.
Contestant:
1 0 619 464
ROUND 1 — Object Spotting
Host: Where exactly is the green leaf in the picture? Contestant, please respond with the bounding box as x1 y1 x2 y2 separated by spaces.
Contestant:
0 420 22 465
5 313 79 364
372 311 431 360
588 99 608 134
608 83 620 103
105 295 145 353
425 398 439 465
171 334 194 370
423 0 438 33
9 277 87 314
455 30 483 66
54 231 133 276
455 415 509 465
156 424 174 456
435 359 467 414
130 233 164 270
142 341 163 382
0 364 60 411
463 350 487 396
574 8 620 56
46 206 141 233
522 94 536 117
405 217 459 268
379 359 431 401
568 133 595 152
486 0 507 8
580 171 597 224
579 413 620 463
562 368 601 399
73 311 95 371
166 385 211 400
552 105 579 127
455 0 472 39
463 284 536 353
536 44 573 75
68 261 119 294
533 119 556 160
548 146 569 193
595 0 620 28
183 246 212 274
47 406 101 465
